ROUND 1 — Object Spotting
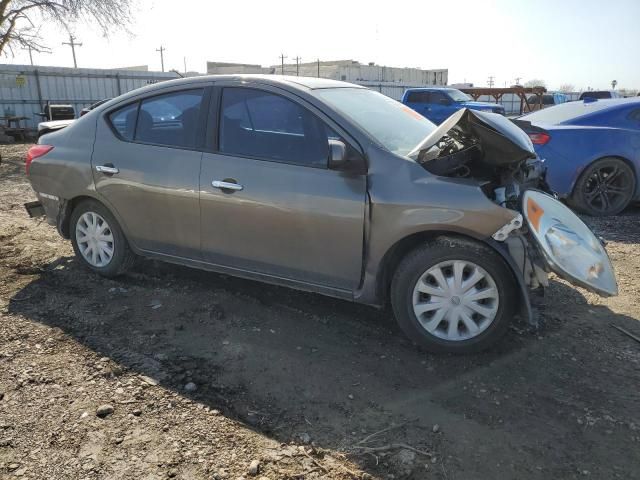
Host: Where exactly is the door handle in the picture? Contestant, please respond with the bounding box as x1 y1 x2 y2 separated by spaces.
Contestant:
212 180 243 192
95 165 119 175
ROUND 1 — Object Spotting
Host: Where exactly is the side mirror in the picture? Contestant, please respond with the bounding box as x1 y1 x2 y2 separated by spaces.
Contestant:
328 139 347 169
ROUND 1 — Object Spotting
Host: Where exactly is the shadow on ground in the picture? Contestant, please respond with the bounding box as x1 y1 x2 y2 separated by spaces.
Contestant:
8 255 640 479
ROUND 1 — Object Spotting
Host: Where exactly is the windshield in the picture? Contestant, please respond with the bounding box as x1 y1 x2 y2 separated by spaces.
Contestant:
579 91 612 100
520 101 618 125
447 89 472 102
315 88 436 157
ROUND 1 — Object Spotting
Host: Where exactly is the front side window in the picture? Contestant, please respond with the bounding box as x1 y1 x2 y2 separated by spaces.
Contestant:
135 89 204 148
219 88 330 167
431 92 449 105
446 89 472 103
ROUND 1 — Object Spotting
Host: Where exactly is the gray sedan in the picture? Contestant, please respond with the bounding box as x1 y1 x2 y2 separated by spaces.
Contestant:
25 75 617 353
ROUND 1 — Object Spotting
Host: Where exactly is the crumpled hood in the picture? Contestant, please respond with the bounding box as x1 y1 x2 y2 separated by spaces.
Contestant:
408 108 536 165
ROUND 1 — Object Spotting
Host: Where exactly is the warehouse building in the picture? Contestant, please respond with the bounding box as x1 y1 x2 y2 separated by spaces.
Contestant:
206 59 448 100
271 59 448 86
206 62 274 75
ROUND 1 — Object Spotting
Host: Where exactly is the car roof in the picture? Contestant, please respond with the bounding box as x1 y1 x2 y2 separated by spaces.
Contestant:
144 74 363 92
404 87 456 92
519 97 640 124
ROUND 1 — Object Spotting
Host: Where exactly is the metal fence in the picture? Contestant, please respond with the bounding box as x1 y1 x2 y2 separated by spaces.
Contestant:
0 64 179 129
0 64 584 130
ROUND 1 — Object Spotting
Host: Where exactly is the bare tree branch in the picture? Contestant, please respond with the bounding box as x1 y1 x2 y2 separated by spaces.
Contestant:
0 0 132 57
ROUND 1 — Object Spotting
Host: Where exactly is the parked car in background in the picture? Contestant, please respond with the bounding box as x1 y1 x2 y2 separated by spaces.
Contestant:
38 99 111 138
402 87 505 124
526 93 568 111
515 98 640 215
24 76 617 353
578 90 621 100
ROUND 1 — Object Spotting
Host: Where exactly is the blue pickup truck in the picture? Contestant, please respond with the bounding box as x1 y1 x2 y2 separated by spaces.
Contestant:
401 87 506 124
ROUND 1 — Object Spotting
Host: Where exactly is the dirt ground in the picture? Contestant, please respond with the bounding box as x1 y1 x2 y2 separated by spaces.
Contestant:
1 143 639 480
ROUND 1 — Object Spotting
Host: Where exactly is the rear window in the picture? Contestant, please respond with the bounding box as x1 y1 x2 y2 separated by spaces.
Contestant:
527 95 555 105
520 101 619 125
579 91 612 100
405 91 430 103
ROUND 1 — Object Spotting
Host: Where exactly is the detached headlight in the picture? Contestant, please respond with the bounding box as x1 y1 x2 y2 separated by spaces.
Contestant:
522 190 618 296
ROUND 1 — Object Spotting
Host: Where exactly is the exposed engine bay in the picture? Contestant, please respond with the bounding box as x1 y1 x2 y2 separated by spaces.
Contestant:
408 108 617 326
408 108 550 210
409 111 551 310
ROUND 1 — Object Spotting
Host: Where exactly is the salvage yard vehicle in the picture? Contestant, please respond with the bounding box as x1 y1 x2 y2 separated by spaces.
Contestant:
37 99 112 139
526 93 568 111
23 75 618 353
402 87 505 124
515 97 640 216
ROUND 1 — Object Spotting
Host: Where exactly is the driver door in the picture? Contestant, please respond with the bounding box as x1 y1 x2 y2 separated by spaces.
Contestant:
199 85 367 292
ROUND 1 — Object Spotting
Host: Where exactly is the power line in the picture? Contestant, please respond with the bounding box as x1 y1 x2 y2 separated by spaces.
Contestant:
156 45 166 72
62 34 82 68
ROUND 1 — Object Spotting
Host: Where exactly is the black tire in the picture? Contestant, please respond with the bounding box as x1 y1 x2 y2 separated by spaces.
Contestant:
570 157 636 216
390 236 518 354
70 199 135 277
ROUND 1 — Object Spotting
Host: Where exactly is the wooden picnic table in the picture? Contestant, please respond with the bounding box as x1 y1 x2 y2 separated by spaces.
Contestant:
0 116 29 128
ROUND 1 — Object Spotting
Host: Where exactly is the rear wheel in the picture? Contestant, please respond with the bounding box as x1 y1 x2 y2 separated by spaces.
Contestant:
391 237 517 353
571 157 635 216
70 200 135 277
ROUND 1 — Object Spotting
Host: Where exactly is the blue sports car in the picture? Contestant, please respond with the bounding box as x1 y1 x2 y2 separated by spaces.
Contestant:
515 98 640 216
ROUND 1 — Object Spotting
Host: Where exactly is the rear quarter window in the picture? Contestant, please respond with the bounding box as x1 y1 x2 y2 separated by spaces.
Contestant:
108 103 138 141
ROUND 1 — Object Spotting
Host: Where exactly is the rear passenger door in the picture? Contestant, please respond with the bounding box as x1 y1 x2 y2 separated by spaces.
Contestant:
92 87 209 259
199 85 367 292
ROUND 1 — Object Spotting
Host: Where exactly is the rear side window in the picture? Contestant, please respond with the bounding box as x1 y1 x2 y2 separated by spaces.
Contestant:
406 91 430 103
135 89 204 148
219 88 330 167
109 103 138 141
628 109 640 120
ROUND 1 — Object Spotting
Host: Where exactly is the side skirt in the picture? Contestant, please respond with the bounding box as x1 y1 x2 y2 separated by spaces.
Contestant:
136 248 356 303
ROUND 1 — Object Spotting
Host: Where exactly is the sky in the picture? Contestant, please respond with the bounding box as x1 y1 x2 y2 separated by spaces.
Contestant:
4 0 640 91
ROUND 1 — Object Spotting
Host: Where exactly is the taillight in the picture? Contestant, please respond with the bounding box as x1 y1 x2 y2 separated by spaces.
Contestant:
528 132 550 145
25 145 54 175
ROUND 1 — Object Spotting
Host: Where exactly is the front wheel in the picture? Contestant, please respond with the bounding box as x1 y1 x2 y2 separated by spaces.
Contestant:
391 237 517 354
70 199 135 277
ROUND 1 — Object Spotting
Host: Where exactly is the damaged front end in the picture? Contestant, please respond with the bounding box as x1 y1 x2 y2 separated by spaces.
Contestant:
409 108 618 325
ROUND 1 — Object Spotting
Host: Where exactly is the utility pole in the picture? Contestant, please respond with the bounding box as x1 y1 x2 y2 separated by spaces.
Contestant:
294 56 301 76
317 58 320 78
156 45 166 72
183 56 187 74
23 46 34 65
279 53 287 75
487 75 495 88
62 34 82 68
